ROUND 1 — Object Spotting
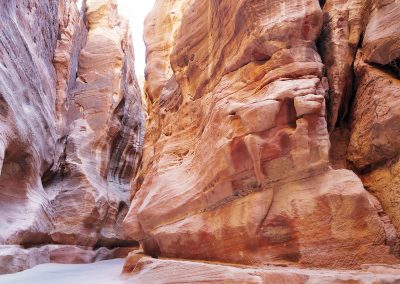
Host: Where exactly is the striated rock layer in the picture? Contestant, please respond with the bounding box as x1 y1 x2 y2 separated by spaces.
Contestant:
46 0 144 248
124 0 400 269
123 254 400 284
0 0 144 274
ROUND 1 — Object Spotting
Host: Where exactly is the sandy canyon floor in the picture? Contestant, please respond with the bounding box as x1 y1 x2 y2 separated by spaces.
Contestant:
0 259 125 284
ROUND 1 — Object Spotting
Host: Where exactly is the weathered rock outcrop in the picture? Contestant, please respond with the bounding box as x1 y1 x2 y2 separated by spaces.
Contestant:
123 0 400 269
318 0 366 129
0 0 144 274
320 0 400 241
347 0 400 240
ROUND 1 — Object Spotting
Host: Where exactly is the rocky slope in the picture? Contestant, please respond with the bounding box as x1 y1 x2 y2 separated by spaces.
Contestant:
123 0 400 271
0 0 144 274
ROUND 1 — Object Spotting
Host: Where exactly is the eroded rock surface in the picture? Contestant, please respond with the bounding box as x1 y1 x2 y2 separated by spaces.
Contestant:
2 0 400 279
0 0 144 273
318 0 366 129
123 0 400 269
318 0 400 258
46 0 144 248
0 0 60 247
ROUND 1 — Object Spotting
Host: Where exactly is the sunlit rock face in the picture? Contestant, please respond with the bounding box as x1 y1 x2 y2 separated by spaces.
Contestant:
123 0 400 269
0 0 144 272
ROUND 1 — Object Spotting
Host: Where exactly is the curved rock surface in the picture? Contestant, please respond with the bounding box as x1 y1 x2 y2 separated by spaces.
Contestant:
123 0 400 269
47 0 144 248
2 0 400 280
0 0 144 273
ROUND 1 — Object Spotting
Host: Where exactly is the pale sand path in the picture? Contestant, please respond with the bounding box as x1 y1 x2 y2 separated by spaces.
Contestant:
0 259 126 284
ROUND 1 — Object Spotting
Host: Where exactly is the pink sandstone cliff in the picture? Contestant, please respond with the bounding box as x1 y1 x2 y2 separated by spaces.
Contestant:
0 0 144 274
122 0 400 274
2 0 400 282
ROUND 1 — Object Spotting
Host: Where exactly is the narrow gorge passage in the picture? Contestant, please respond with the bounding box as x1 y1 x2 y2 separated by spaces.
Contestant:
0 0 145 276
1 0 400 283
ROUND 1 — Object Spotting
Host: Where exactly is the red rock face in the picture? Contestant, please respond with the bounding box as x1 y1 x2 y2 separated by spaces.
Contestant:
320 0 400 261
1 0 400 279
123 0 400 269
346 0 400 241
0 0 144 273
47 0 144 248
318 0 366 130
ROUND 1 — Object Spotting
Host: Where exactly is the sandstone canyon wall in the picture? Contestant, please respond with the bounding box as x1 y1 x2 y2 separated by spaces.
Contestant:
2 0 400 280
0 0 144 273
124 0 400 270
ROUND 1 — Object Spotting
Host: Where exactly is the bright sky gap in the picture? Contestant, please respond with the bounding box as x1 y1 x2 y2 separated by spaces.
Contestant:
117 0 156 79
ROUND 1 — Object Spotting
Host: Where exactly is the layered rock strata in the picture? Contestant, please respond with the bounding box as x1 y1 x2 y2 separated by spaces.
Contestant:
0 0 144 273
47 0 144 247
124 0 400 269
